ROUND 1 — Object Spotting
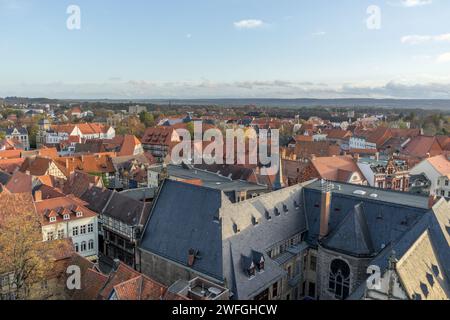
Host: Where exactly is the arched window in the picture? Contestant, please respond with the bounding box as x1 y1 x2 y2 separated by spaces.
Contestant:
74 243 79 253
88 239 94 250
81 241 87 252
329 259 351 300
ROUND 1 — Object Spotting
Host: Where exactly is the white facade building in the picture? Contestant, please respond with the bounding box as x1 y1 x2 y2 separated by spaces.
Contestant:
35 194 99 260
410 155 450 197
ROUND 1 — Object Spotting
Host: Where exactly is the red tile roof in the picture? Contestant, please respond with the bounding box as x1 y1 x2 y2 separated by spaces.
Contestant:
311 155 365 183
118 135 142 157
0 150 21 159
401 136 443 159
35 195 97 226
0 158 25 173
5 171 32 193
141 127 178 147
426 155 450 177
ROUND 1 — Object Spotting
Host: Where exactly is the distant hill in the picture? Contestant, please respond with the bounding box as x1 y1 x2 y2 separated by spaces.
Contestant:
2 97 450 110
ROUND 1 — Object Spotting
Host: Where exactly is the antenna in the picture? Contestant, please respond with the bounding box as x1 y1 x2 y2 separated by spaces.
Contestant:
320 179 333 194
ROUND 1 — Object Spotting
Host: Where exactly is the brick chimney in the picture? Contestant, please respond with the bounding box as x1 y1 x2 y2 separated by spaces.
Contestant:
34 190 42 202
187 249 196 267
319 187 332 239
428 195 437 209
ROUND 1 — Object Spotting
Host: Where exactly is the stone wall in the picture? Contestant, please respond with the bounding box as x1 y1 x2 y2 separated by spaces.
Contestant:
317 245 372 300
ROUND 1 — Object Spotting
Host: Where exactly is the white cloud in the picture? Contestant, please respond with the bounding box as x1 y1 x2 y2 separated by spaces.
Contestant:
3 79 450 99
400 0 432 7
401 33 450 45
437 52 450 63
233 19 265 29
312 31 326 37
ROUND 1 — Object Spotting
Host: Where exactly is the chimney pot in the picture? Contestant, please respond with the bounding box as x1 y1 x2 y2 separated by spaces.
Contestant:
34 190 42 202
319 191 332 239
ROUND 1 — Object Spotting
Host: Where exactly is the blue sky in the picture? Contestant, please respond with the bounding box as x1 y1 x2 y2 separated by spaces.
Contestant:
1 0 450 99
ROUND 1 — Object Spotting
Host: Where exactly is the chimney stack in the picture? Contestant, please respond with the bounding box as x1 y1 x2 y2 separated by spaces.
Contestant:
188 249 196 267
34 190 42 202
319 181 332 239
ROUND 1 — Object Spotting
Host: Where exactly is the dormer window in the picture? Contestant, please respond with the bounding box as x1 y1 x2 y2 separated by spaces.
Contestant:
294 201 300 210
283 204 289 213
265 210 272 221
248 263 256 278
251 216 259 226
49 217 57 223
76 211 83 218
259 259 265 272
274 208 280 216
63 214 70 220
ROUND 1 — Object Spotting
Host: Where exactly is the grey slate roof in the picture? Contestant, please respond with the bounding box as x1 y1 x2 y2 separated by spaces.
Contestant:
80 186 113 213
223 186 307 299
139 176 449 300
6 127 28 135
348 198 450 300
303 181 429 251
140 179 224 280
322 203 375 256
139 179 308 299
0 171 11 185
168 164 267 194
103 192 150 226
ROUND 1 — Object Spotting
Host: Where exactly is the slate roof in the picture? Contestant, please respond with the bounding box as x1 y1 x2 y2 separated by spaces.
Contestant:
103 192 150 226
322 203 375 256
6 127 28 135
80 186 113 213
0 171 11 185
140 180 224 280
139 179 308 299
139 175 448 300
168 164 267 194
349 199 450 300
304 181 429 250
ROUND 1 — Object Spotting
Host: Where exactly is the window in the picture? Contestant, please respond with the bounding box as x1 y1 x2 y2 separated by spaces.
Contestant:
47 232 55 241
76 211 83 218
272 282 278 297
49 217 56 223
328 259 351 300
74 243 79 252
287 266 292 279
80 225 86 234
248 263 256 278
1 276 9 287
63 214 70 220
88 239 94 250
308 282 316 298
446 180 449 187
310 256 317 271
254 288 269 301
81 241 87 252
58 229 65 239
88 223 94 233
73 226 79 236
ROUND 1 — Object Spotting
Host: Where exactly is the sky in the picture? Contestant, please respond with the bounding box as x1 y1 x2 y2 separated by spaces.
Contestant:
1 0 450 99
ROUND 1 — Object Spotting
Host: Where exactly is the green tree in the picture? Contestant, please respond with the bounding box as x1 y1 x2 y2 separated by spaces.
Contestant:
139 111 155 128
